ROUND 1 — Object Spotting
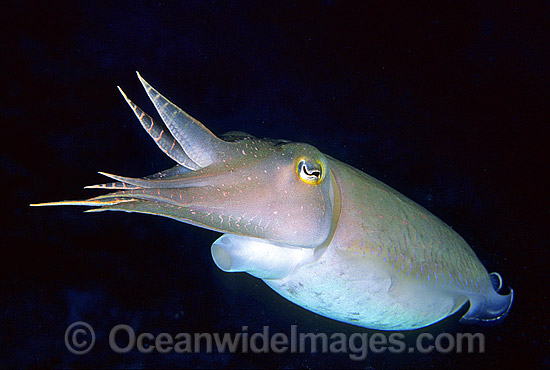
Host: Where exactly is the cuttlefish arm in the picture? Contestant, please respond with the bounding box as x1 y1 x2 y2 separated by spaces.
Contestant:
84 165 191 190
136 72 219 169
31 73 513 330
117 86 200 171
32 72 335 248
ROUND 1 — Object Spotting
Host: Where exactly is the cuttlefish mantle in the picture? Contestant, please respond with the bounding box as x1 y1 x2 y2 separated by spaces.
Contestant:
31 72 513 330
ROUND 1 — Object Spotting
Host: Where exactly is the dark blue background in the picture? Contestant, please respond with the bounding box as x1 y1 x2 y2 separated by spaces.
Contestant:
2 1 548 368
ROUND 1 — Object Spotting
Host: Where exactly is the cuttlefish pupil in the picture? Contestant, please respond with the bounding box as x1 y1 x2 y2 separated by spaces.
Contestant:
297 158 324 185
31 72 513 330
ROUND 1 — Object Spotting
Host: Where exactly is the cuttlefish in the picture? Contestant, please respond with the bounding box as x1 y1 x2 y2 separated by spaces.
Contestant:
32 73 513 330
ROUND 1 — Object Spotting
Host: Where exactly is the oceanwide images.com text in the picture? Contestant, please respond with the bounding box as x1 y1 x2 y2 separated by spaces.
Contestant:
65 322 485 361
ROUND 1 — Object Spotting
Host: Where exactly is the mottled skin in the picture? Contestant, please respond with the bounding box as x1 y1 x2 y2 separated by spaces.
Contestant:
32 73 513 330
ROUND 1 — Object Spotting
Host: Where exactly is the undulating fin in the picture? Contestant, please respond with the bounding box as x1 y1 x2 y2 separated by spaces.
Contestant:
460 277 514 325
117 87 201 170
136 72 222 168
490 272 503 292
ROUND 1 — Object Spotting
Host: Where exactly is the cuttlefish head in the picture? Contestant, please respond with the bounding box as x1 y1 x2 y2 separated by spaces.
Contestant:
32 73 340 278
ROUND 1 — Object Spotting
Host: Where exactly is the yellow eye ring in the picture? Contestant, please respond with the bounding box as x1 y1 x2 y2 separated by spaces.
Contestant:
296 157 325 185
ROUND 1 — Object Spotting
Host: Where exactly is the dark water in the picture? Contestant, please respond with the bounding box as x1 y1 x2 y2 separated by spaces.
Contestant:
2 1 548 368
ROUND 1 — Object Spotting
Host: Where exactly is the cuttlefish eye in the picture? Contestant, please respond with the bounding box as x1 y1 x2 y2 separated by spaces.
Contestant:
296 157 325 185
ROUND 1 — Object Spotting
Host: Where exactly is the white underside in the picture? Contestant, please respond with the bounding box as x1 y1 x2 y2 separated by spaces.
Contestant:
263 245 462 330
211 234 463 330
